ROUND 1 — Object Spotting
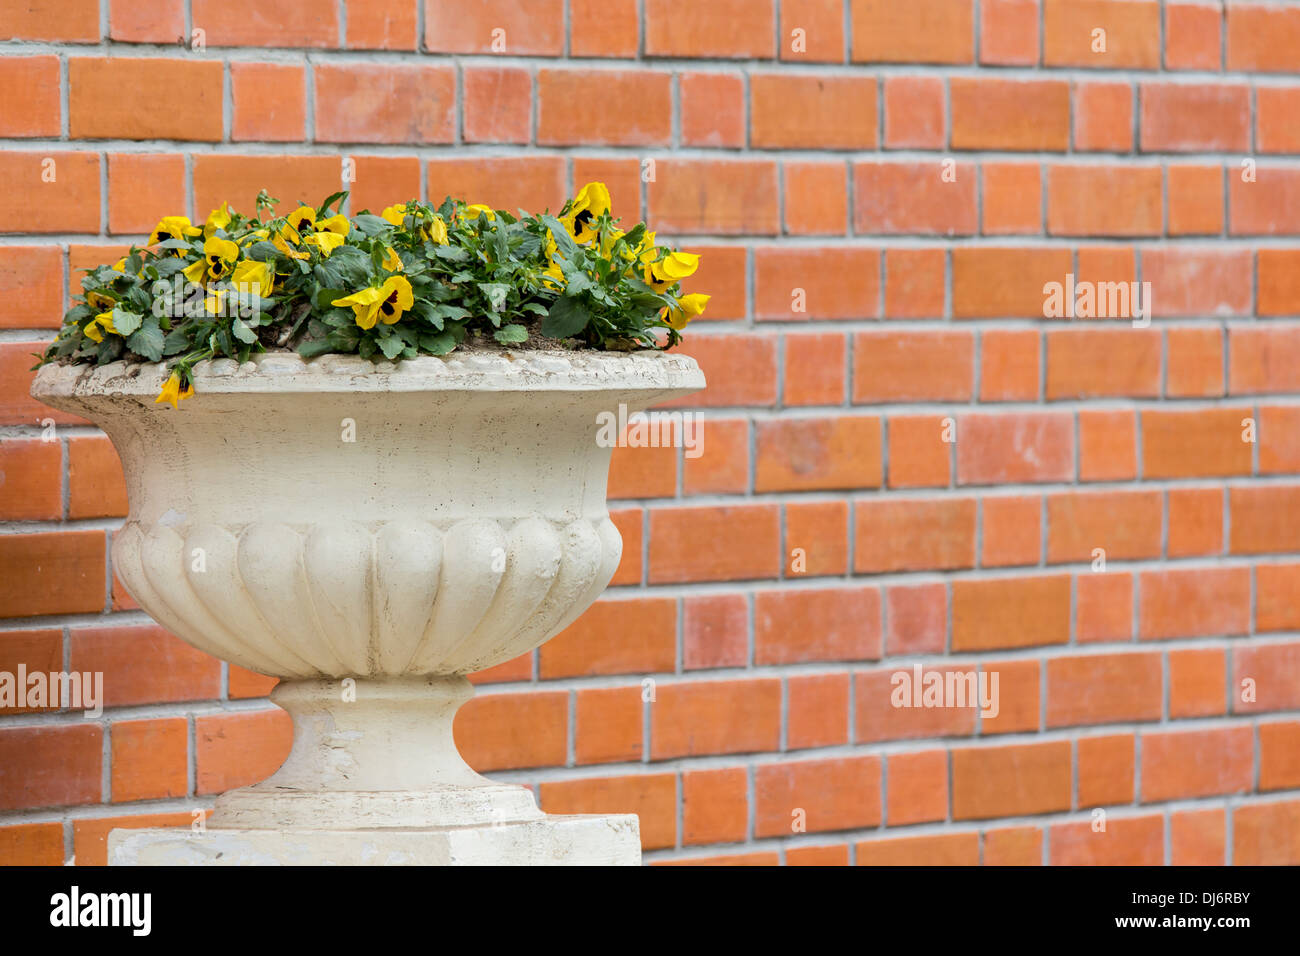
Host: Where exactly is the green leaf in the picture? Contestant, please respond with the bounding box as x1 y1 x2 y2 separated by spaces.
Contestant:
110 307 143 337
541 216 578 258
477 282 511 312
377 333 406 359
493 324 528 344
541 296 590 339
419 330 457 356
232 317 258 344
315 288 347 310
127 323 165 362
297 337 337 359
351 214 392 236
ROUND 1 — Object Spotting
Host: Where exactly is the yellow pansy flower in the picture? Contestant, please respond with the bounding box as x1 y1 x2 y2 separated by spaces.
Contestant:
561 181 611 244
183 236 239 285
381 203 408 227
285 206 316 237
425 215 449 244
86 289 115 311
82 311 118 343
317 214 350 237
272 224 309 260
463 203 496 222
204 290 225 315
111 257 128 273
148 216 201 247
645 250 700 292
381 246 403 272
304 232 345 256
666 293 709 331
231 259 273 298
333 275 414 330
204 202 232 237
155 371 194 409
542 231 565 290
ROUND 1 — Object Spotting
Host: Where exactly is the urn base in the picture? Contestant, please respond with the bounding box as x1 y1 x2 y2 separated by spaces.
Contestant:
106 814 641 866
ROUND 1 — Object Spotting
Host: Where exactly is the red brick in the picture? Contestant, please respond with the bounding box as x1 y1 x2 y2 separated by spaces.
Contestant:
679 244 745 320
784 500 849 576
886 750 947 825
1047 165 1162 236
1235 799 1300 865
455 691 567 771
956 412 1074 485
980 0 1039 65
753 74 876 149
0 629 62 714
982 495 1041 568
952 741 1071 819
70 624 221 706
1141 407 1253 479
574 687 642 766
1230 326 1300 393
853 331 973 402
0 823 64 866
192 155 341 220
1167 2 1222 70
884 76 944 149
0 246 62 329
786 844 850 865
230 63 306 143
1231 486 1300 555
68 435 127 520
1076 571 1134 643
1047 653 1161 727
1172 808 1226 865
1141 83 1249 152
783 332 846 406
754 416 882 492
73 812 194 867
884 583 947 655
851 0 974 64
755 247 880 320
1230 167 1300 236
425 0 563 54
1168 165 1224 235
1258 563 1300 632
346 0 417 49
664 334 777 408
1141 727 1253 802
1078 734 1136 805
1138 567 1250 640
0 439 61 520
680 72 745 149
608 442 676 500
1259 249 1300 316
192 0 337 45
427 157 566 215
854 161 978 235
1043 0 1160 68
0 153 100 233
1170 647 1227 718
0 725 101 810
1166 487 1223 557
756 756 881 837
649 505 781 583
982 659 1041 735
0 0 98 41
683 419 748 495
1260 722 1300 791
1046 328 1160 399
649 160 780 235
1046 490 1161 563
607 509 642 585
682 767 748 845
755 587 881 665
106 154 186 238
981 164 1041 235
1258 87 1300 153
348 156 421 218
315 64 455 144
0 56 60 137
539 68 671 147
70 57 221 141
883 248 945 318
983 825 1043 865
951 78 1069 151
952 248 1073 318
683 593 748 670
1074 81 1133 152
952 575 1071 651
858 832 979 865
854 497 976 573
979 329 1039 402
773 0 841 61
888 415 952 488
1079 410 1137 481
570 0 638 57
646 0 775 57
1049 815 1163 865
1226 2 1300 71
541 774 676 850
541 597 676 678
788 673 850 749
110 718 188 803
1233 640 1300 713
854 667 977 742
783 162 848 235
0 530 105 617
651 678 782 758
1166 326 1224 397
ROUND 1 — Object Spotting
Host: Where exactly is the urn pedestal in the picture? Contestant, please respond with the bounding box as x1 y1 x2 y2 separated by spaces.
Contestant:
32 349 704 865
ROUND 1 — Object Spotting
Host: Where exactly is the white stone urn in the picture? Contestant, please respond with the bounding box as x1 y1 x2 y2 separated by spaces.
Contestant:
32 349 704 865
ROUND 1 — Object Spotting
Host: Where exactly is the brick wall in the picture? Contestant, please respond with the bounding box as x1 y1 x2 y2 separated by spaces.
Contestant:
3 0 1300 866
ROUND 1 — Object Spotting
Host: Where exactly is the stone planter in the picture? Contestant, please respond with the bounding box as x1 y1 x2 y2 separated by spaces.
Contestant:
32 349 704 865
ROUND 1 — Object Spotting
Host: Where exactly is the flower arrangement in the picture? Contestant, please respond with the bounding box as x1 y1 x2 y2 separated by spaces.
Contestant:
37 182 709 407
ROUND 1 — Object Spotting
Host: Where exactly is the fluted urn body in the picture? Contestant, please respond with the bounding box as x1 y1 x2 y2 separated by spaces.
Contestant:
32 349 704 865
